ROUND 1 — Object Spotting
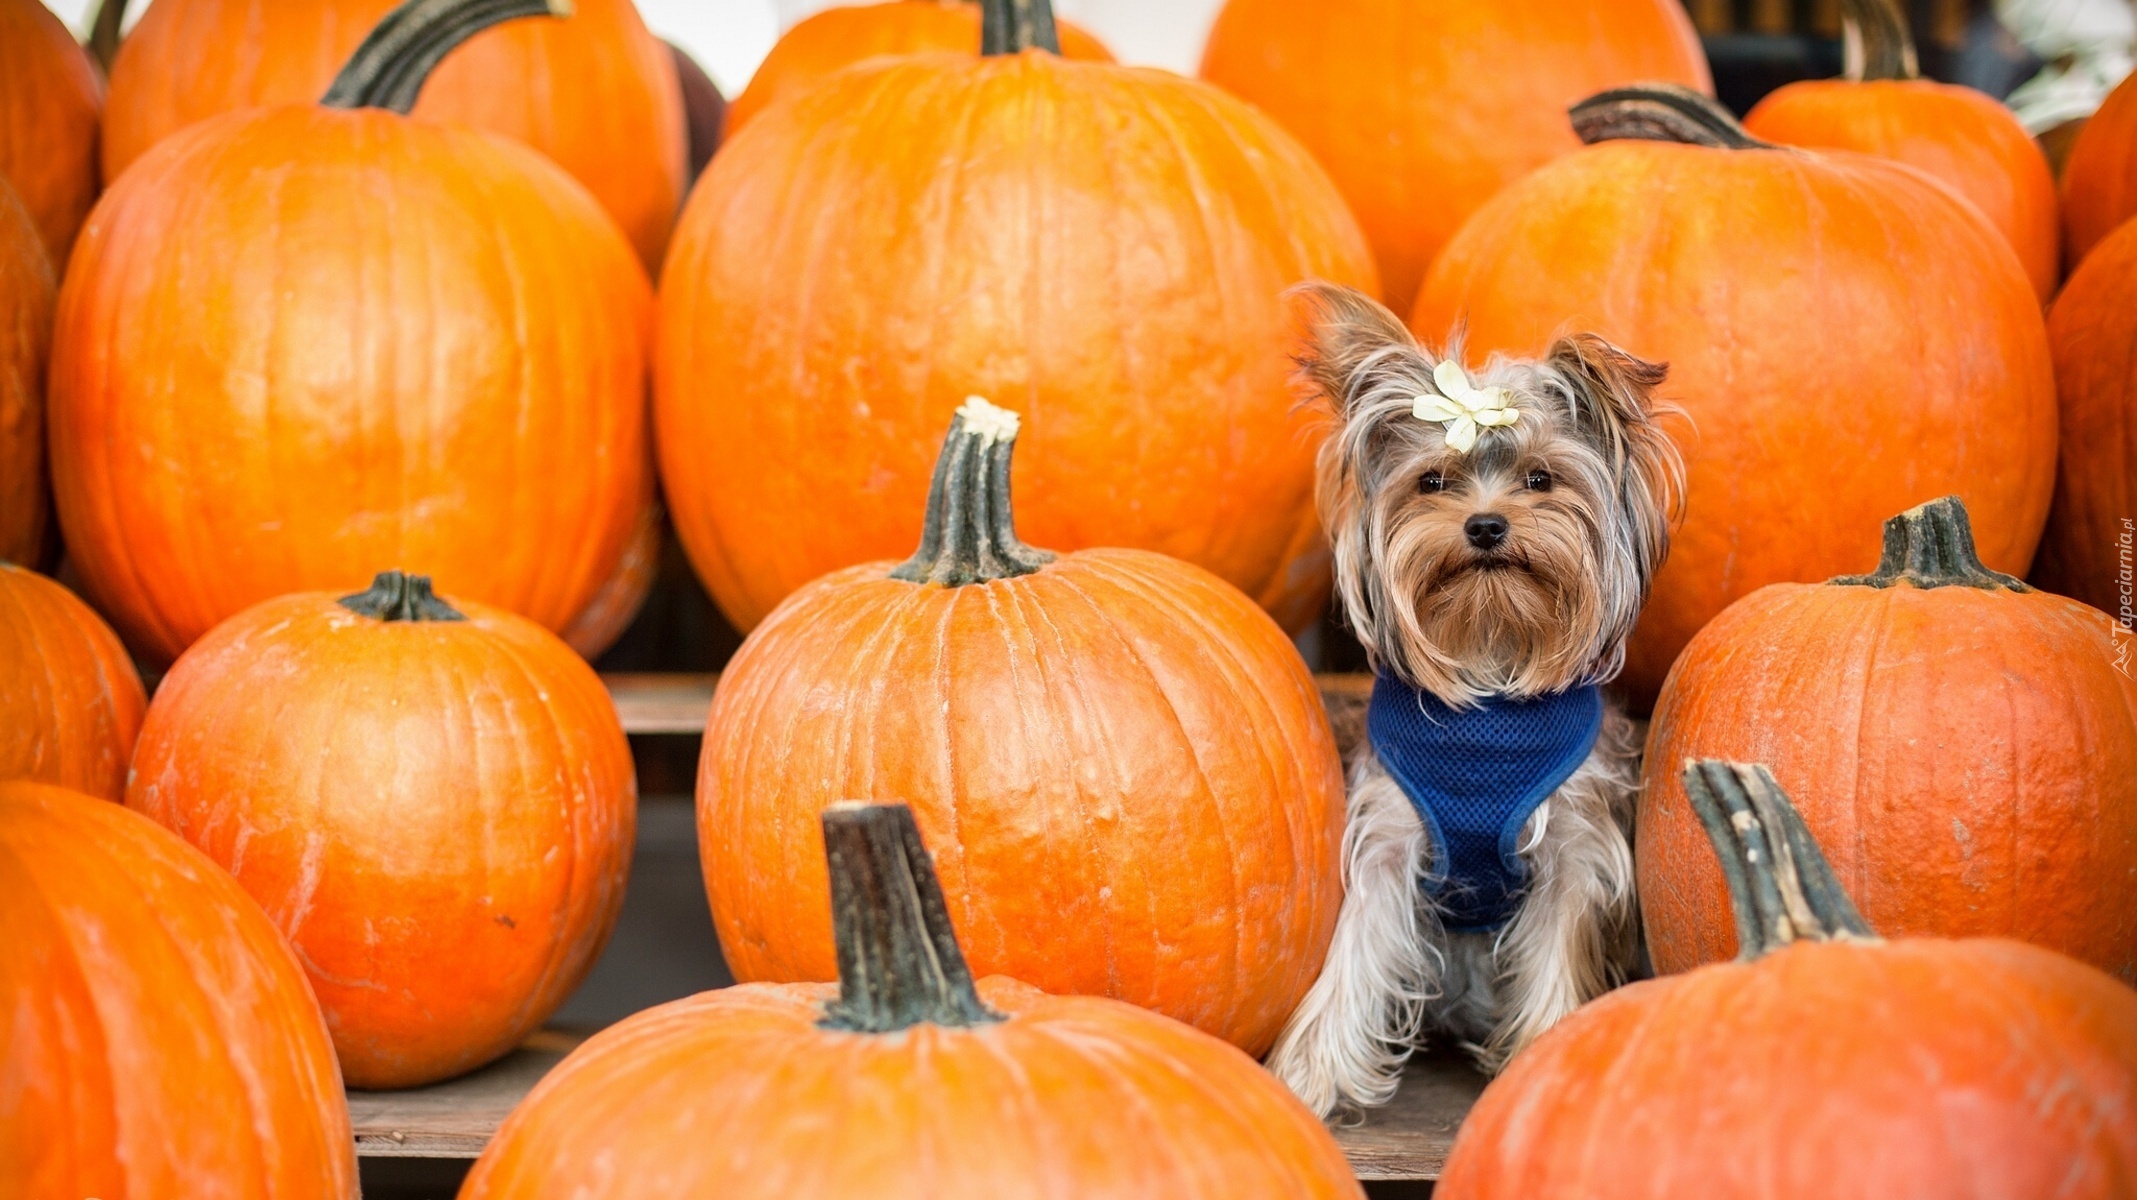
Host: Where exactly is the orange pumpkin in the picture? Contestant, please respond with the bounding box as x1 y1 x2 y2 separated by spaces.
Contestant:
465 803 1365 1199
1 780 358 1198
1414 85 2056 704
1641 499 2137 981
725 0 1113 136
1198 0 1709 317
658 0 1373 635
2034 217 2137 612
1742 0 2058 300
1440 761 2137 1199
52 0 651 666
103 0 683 270
0 563 145 800
0 181 53 568
0 0 102 265
127 571 637 1088
697 401 1344 1055
561 496 661 660
2062 67 2137 271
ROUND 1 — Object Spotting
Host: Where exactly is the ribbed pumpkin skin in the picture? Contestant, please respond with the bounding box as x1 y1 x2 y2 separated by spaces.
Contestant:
1639 581 2137 981
1413 145 2056 704
102 0 684 270
659 53 1372 634
126 590 637 1088
1198 0 1709 317
0 182 53 567
724 0 1113 134
698 550 1344 1055
560 496 661 661
463 977 1365 1199
1 781 358 1199
1744 79 2060 301
0 0 101 265
50 106 650 666
2033 218 2137 612
2062 70 2137 271
0 564 145 800
1438 938 2137 1198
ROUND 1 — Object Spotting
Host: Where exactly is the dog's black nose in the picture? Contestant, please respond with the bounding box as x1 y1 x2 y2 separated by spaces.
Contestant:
1465 513 1509 550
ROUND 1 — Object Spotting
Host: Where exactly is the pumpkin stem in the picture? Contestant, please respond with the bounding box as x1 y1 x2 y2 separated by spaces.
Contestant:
1833 496 2029 591
87 0 129 72
889 398 1057 588
818 803 1002 1033
1842 0 1920 82
979 0 1060 55
321 0 573 115
338 571 468 622
1682 761 1875 960
1570 83 1776 151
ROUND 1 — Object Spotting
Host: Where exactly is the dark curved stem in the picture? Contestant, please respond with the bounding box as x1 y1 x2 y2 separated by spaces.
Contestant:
1682 762 1874 960
1842 0 1920 82
338 571 467 621
321 0 570 114
890 399 1056 588
818 804 1002 1033
1833 496 2028 591
87 0 128 73
1571 83 1775 150
980 0 1060 55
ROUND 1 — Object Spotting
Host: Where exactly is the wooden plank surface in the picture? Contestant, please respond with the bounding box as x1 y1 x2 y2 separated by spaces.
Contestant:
348 1031 1486 1178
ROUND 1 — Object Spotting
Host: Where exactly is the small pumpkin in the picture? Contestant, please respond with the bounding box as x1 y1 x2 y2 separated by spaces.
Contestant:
725 0 1113 136
0 180 53 568
127 571 637 1088
52 0 652 666
697 400 1344 1055
464 802 1365 1199
1414 85 2056 704
1198 0 1710 317
1 780 358 1198
1742 0 2059 300
0 562 145 800
2061 67 2137 271
657 0 1374 635
1440 761 2137 1199
1641 498 2137 982
0 0 102 265
2033 218 2137 612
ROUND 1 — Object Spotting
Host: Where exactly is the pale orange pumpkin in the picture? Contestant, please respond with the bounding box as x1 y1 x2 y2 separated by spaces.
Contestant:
0 562 145 800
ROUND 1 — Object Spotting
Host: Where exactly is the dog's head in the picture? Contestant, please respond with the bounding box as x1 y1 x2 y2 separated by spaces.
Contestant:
1297 284 1683 703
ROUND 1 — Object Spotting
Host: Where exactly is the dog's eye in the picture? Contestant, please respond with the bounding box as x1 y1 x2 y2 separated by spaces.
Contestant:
1524 470 1553 492
1420 471 1447 494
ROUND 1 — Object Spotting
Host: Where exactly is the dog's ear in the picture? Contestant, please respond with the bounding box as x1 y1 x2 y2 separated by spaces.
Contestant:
1289 282 1420 417
1545 332 1686 551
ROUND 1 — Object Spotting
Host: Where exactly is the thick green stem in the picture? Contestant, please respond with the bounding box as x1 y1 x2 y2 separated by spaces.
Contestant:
1833 496 2028 591
979 0 1060 56
321 0 571 115
86 0 128 73
1842 0 1920 82
338 571 467 621
890 398 1056 588
1570 83 1775 150
1681 762 1874 960
818 803 1002 1033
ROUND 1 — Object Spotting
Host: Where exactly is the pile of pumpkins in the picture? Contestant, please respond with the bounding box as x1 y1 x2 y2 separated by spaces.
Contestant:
4 0 2137 1194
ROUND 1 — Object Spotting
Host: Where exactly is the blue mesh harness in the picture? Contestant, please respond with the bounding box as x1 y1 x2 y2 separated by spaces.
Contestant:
1366 674 1603 932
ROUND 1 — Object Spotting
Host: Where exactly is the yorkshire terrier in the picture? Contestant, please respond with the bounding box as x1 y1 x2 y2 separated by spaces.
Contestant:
1268 284 1683 1117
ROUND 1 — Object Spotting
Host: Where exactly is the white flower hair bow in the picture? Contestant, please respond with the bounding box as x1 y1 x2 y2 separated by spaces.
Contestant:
1412 361 1519 454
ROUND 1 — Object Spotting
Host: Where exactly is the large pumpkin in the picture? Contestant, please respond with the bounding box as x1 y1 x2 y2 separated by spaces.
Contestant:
1640 499 2137 981
1414 86 2057 704
1742 0 2058 301
2034 217 2137 612
0 562 145 800
51 0 652 666
465 803 1365 1199
724 0 1113 136
126 571 636 1088
1440 761 2137 1199
1 780 358 1198
103 0 683 270
0 181 52 567
0 0 102 265
2062 66 2137 271
697 401 1344 1055
657 0 1374 635
1198 0 1708 317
